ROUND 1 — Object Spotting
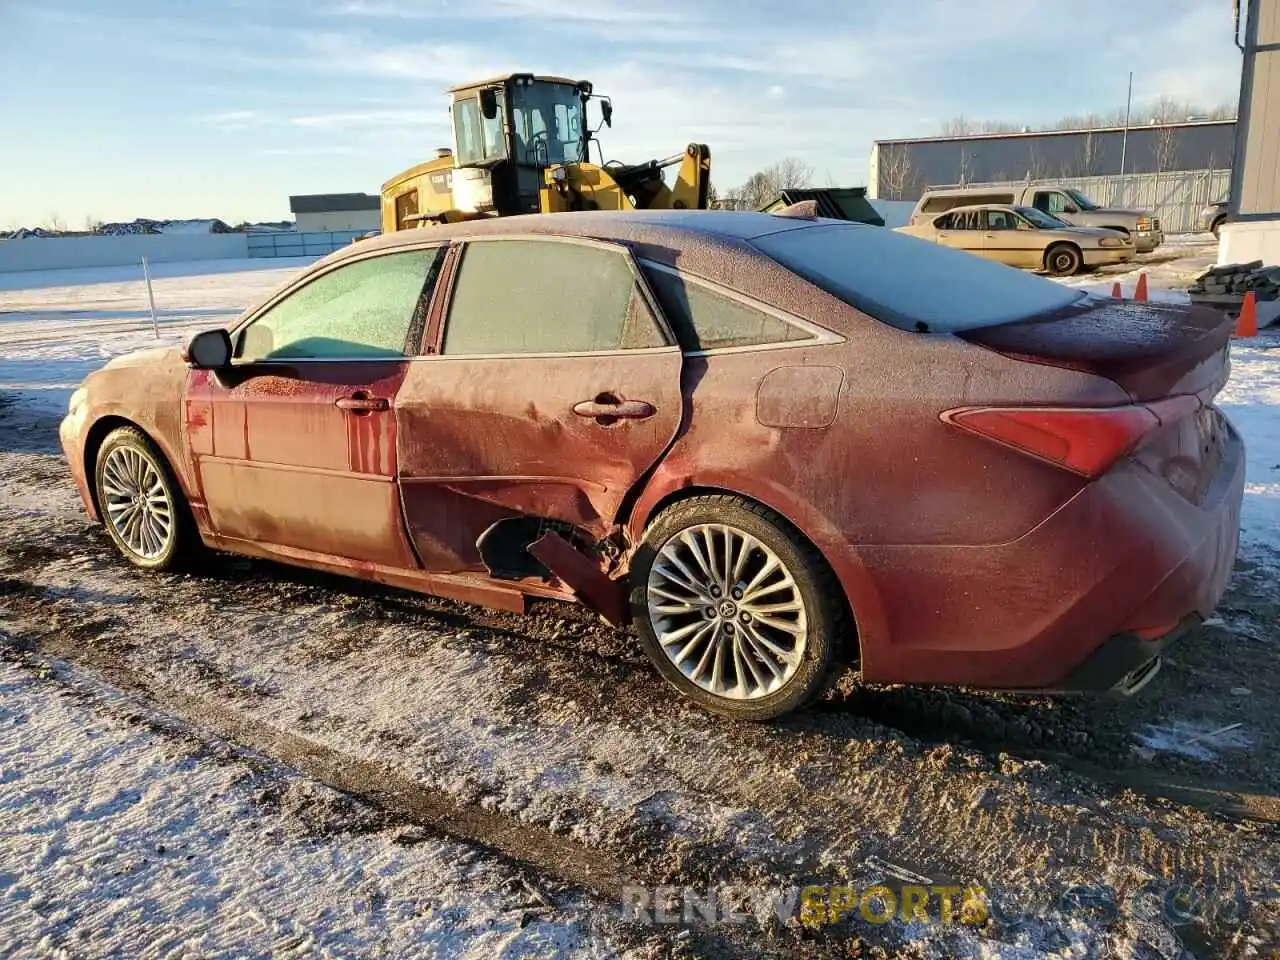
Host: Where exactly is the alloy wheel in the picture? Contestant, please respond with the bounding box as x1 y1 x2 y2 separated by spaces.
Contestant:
100 445 174 561
646 523 808 700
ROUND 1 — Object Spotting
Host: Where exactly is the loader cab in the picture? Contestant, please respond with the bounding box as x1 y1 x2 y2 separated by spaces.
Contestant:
448 73 602 217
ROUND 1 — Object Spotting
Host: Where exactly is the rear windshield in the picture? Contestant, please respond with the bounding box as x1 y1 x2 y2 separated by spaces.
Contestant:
752 223 1086 333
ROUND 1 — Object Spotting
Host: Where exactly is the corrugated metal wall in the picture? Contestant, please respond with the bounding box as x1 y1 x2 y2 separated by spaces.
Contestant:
948 169 1231 234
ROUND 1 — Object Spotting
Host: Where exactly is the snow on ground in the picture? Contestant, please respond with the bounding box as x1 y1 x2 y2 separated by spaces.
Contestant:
1 246 1279 957
0 657 621 959
0 257 317 427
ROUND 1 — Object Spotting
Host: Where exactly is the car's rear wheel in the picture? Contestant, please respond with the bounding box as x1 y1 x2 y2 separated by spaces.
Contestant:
94 425 199 571
1045 243 1082 277
629 494 844 721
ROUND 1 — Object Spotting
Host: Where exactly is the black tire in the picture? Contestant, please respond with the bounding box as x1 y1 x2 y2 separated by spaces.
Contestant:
94 425 202 571
1045 243 1082 277
628 494 846 721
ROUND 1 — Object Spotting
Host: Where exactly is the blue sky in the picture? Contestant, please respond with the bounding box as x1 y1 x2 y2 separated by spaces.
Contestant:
0 0 1245 227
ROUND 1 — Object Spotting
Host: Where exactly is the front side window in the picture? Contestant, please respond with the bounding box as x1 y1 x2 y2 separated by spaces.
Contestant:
441 240 666 356
509 83 585 166
643 267 816 352
985 209 1017 230
236 249 439 361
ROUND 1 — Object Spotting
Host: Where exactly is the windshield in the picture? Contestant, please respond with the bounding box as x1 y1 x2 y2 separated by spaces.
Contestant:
453 94 507 166
1065 189 1099 210
753 223 1085 333
1015 206 1068 229
510 82 586 166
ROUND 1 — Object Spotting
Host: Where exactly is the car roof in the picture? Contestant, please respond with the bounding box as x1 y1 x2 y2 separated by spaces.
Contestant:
331 210 844 263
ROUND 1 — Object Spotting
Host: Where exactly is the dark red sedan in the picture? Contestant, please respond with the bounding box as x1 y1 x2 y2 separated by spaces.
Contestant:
60 210 1244 720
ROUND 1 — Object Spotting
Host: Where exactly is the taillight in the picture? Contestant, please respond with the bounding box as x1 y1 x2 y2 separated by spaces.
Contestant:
941 397 1199 479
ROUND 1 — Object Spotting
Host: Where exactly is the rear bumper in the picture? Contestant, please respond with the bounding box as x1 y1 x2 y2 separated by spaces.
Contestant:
1041 616 1200 696
856 415 1244 690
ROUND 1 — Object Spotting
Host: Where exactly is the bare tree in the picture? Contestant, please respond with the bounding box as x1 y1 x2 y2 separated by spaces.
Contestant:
1025 143 1047 180
941 115 974 137
1077 129 1100 177
938 96 1237 139
46 211 66 233
733 157 816 210
878 144 918 200
958 148 974 186
1152 123 1179 174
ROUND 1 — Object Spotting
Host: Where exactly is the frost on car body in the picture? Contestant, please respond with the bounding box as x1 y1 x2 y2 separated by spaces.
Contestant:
58 210 1244 720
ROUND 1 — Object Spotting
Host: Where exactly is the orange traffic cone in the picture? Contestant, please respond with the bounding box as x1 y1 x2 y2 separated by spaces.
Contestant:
1111 281 1123 298
1235 291 1258 338
1134 272 1149 302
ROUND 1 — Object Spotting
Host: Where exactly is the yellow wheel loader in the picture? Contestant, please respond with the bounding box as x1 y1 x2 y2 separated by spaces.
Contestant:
380 73 711 231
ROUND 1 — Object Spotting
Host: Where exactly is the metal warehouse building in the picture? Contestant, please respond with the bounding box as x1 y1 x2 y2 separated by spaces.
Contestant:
288 193 381 233
869 120 1237 201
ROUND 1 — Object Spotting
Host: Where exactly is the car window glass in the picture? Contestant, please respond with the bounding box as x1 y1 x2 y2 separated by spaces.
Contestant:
754 223 1085 333
986 209 1016 230
237 249 438 361
441 240 666 355
1035 191 1068 215
643 267 815 352
933 213 955 229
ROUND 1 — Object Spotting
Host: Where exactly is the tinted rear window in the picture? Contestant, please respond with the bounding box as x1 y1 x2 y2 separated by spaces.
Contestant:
752 223 1085 333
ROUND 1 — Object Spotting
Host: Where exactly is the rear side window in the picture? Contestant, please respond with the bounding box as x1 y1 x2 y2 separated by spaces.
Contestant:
753 223 1085 333
442 239 667 355
237 248 438 361
643 266 815 352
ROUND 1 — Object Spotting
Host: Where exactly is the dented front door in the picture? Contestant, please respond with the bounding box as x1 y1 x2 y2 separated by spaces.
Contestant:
395 236 684 573
185 246 442 567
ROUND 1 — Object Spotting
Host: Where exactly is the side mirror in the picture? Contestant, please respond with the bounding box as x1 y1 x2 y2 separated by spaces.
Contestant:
183 328 232 370
601 99 613 128
1062 203 1079 214
479 88 498 121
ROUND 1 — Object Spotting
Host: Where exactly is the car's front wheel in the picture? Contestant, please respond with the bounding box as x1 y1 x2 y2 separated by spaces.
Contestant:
629 494 845 721
1045 243 1083 277
94 425 199 571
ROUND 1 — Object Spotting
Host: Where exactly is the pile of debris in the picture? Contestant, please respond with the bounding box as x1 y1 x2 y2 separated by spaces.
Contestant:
99 218 234 236
5 227 56 239
1188 260 1280 301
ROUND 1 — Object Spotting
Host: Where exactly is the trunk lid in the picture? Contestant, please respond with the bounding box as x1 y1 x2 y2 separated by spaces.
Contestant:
959 294 1234 403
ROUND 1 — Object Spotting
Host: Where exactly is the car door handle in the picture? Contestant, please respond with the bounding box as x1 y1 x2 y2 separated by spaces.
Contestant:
572 398 655 420
335 394 389 413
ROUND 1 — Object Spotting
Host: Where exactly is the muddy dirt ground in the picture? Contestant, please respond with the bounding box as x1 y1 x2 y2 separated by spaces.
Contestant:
1 394 1278 958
